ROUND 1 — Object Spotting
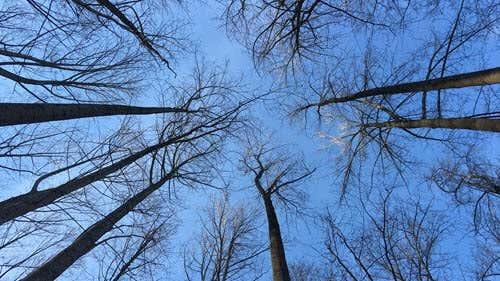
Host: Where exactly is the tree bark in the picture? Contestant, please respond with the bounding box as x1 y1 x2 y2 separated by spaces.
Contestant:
20 176 170 281
365 117 500 132
0 103 190 126
315 67 500 107
262 196 291 281
0 139 173 225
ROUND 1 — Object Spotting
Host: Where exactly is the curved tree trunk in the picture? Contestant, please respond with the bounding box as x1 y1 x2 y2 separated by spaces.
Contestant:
0 103 190 126
20 176 170 281
365 117 500 132
316 67 500 106
262 196 291 281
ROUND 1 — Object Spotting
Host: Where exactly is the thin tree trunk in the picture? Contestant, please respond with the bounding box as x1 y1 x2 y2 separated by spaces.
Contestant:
96 0 163 61
315 67 500 107
111 234 155 281
0 139 172 225
21 176 171 281
72 0 172 69
0 103 191 126
365 117 499 132
262 196 291 281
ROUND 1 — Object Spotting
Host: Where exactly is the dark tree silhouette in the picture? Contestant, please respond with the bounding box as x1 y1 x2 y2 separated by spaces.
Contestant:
184 196 267 281
241 137 315 281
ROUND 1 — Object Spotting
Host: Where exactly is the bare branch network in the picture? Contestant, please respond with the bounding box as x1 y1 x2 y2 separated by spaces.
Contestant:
0 1 498 281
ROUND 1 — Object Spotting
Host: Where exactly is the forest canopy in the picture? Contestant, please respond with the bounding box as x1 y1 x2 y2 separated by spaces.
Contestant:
0 1 498 280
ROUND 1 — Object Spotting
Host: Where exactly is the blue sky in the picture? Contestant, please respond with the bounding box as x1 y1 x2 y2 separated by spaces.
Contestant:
0 1 498 280
159 1 499 280
162 2 337 279
168 1 500 280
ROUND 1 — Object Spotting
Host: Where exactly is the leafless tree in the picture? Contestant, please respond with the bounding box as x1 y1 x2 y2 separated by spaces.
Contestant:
0 60 248 225
474 242 499 281
322 193 452 281
219 1 498 147
20 134 215 280
240 136 315 281
219 1 499 227
289 261 335 281
0 59 251 280
220 0 400 72
430 149 499 238
2 1 497 280
99 217 175 281
184 196 267 281
0 0 198 186
0 102 200 127
1 0 186 102
10 84 246 279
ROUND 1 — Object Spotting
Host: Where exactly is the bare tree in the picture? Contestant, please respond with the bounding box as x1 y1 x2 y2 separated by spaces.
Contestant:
184 196 267 281
1 0 185 102
0 103 239 225
0 102 199 127
220 0 400 72
322 193 451 281
101 218 175 281
14 76 246 278
430 150 499 238
240 137 315 281
0 60 247 225
289 261 335 281
299 67 500 110
219 1 499 226
0 0 192 181
0 58 251 280
474 242 499 281
20 135 215 280
219 1 499 148
71 0 179 70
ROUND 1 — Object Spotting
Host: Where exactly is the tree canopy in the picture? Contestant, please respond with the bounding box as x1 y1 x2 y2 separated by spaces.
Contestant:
0 1 498 280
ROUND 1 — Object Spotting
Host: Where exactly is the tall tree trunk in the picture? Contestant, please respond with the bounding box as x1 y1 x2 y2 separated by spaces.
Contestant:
0 103 190 126
21 175 171 281
365 117 499 132
0 139 172 225
0 110 227 225
315 67 500 107
262 196 291 281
